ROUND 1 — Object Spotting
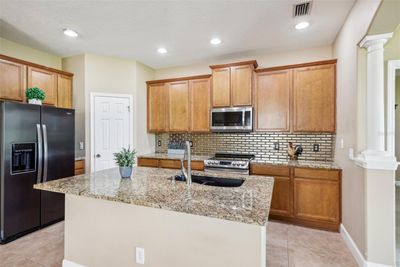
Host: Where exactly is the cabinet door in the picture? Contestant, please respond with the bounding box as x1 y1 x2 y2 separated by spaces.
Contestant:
27 67 58 105
255 70 291 131
57 74 73 108
270 176 292 217
231 65 253 106
293 177 340 223
168 81 189 132
212 67 231 107
0 59 26 101
147 83 168 132
293 64 335 132
189 78 210 132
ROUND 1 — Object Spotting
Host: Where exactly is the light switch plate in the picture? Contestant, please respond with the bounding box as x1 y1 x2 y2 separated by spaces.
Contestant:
136 247 145 264
79 142 84 150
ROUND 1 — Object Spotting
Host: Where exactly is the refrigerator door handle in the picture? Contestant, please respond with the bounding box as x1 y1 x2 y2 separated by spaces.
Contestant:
36 124 43 184
42 124 48 183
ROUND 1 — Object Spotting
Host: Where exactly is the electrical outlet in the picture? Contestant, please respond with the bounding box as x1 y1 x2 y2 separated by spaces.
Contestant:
273 142 279 150
313 144 320 152
79 142 84 150
157 140 162 147
136 247 145 265
340 138 344 149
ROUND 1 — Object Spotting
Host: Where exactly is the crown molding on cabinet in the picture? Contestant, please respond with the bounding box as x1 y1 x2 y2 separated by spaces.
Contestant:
0 54 73 77
255 59 337 73
146 74 211 85
209 60 258 70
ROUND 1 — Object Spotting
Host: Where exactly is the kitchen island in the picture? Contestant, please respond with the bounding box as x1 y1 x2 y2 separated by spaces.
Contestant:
34 167 273 267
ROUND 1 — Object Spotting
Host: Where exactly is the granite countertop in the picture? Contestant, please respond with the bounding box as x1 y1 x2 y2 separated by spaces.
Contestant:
138 153 210 161
250 159 341 170
34 167 273 226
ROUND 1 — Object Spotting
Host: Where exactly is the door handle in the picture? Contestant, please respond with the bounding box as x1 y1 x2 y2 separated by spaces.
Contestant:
95 154 101 158
36 124 43 184
42 124 48 183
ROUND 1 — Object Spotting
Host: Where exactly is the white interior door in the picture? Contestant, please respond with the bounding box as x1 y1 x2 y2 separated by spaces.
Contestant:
93 95 131 172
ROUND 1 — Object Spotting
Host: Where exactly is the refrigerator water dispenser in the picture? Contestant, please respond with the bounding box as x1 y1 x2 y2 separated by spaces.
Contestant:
11 143 36 174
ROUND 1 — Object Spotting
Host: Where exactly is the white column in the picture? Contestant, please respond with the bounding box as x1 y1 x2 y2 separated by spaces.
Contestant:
360 33 391 152
355 33 396 170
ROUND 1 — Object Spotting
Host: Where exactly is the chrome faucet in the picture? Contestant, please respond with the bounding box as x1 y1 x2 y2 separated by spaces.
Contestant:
180 141 192 187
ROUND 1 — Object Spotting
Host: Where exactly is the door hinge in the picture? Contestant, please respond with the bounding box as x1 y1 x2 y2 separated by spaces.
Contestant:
127 106 131 112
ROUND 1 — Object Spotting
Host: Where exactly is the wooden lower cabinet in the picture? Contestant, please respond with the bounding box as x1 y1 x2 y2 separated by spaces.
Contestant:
270 176 292 217
137 157 204 171
74 159 85 175
250 164 341 231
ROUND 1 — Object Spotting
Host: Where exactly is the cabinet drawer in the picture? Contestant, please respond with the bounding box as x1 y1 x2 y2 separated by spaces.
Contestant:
159 159 181 169
189 160 204 171
75 168 85 175
138 158 159 167
294 168 340 181
250 164 290 177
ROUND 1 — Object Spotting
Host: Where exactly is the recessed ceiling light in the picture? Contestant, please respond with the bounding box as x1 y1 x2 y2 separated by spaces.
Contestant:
63 28 78 38
295 21 309 30
210 38 222 45
157 47 167 54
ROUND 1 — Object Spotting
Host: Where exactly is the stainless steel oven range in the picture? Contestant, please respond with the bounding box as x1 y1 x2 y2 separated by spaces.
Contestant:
204 153 255 175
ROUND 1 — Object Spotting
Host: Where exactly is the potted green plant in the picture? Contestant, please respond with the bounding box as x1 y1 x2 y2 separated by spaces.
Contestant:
26 87 45 105
114 147 136 178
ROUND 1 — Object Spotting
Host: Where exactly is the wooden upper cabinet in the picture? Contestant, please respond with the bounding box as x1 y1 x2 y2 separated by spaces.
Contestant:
0 59 26 101
27 66 58 105
212 67 231 107
147 83 168 132
57 74 73 109
255 70 291 131
189 78 210 132
293 64 336 132
231 65 253 106
167 81 189 132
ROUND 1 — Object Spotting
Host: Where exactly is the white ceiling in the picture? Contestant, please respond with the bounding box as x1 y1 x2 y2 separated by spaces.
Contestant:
0 0 355 69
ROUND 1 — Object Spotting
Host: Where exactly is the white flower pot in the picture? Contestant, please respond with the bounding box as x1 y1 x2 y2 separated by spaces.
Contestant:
28 99 42 105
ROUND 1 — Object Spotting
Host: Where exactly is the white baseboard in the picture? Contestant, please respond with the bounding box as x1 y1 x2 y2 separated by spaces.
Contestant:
62 259 87 267
340 224 394 267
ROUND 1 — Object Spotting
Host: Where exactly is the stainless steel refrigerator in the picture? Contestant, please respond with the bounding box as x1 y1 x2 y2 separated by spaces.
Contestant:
0 101 75 243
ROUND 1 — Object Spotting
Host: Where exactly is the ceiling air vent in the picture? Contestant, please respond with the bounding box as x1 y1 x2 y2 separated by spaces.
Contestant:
293 1 312 17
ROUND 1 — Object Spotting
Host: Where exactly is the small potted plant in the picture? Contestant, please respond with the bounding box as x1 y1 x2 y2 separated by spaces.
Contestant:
26 87 45 105
114 147 136 179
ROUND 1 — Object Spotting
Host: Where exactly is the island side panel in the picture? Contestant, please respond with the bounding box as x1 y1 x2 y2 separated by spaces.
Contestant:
65 194 266 267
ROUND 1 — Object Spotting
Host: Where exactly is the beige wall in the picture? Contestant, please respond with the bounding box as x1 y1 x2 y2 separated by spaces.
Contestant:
62 55 86 158
0 37 62 69
155 45 333 79
62 53 155 169
332 0 381 260
65 194 266 267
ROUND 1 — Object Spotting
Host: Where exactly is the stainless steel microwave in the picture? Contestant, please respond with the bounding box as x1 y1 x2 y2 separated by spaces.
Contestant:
210 107 253 132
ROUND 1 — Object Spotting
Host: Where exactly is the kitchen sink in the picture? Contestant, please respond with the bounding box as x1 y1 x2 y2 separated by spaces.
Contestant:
171 174 244 187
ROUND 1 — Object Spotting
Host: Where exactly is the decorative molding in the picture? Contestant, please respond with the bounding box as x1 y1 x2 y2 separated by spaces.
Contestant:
209 59 258 69
353 151 398 170
62 259 87 267
359 32 394 48
255 59 337 73
340 224 393 267
146 74 211 85
0 54 73 77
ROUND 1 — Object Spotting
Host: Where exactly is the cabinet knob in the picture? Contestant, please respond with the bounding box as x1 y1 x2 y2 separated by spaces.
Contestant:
95 154 101 158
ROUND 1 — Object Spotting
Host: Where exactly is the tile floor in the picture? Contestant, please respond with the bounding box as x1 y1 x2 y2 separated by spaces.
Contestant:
0 220 357 267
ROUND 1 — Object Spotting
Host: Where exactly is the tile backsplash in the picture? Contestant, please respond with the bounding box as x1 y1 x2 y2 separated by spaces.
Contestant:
155 132 335 162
